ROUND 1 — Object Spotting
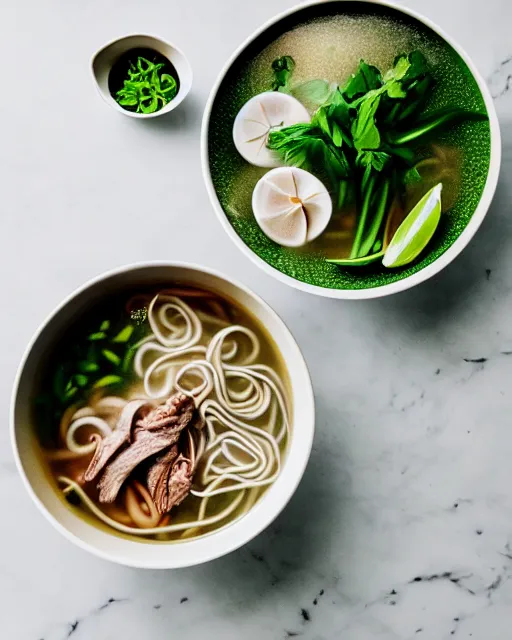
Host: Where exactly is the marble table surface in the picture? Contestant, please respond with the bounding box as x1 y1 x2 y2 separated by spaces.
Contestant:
2 0 512 638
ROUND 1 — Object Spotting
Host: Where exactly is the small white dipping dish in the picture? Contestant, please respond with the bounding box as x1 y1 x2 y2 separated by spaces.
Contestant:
91 34 192 119
10 263 314 569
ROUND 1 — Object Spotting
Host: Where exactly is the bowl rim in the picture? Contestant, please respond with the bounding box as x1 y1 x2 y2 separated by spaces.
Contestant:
200 0 502 299
10 261 315 568
91 33 193 119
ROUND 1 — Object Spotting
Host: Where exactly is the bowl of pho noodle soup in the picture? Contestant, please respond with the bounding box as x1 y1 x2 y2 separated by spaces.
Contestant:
202 0 501 299
11 263 314 568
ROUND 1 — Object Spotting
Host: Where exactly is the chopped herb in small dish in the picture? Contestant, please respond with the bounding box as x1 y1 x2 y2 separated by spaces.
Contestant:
108 47 179 115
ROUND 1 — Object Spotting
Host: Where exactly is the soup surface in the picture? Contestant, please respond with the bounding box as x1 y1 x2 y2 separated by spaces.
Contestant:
34 286 291 542
207 2 491 290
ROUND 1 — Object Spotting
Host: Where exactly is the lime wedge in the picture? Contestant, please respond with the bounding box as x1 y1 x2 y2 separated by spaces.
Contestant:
383 183 442 268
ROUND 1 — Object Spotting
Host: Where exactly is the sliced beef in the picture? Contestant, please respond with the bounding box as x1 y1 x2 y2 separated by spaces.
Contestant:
84 400 149 482
147 446 178 496
136 393 195 432
97 393 195 504
148 453 193 514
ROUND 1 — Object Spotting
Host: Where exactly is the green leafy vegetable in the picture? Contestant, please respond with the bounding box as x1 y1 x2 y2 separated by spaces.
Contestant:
359 179 391 257
115 56 178 114
350 174 377 258
271 56 295 91
264 50 487 268
387 108 488 146
343 61 382 100
291 79 333 108
352 92 383 151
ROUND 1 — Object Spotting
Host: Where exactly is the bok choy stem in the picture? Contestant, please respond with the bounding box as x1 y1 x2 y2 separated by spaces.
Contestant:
350 175 376 259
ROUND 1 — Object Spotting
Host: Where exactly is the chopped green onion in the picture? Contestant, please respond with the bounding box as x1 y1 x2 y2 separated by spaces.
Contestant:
101 349 122 366
74 374 88 388
77 360 99 373
112 325 134 343
93 375 123 389
88 332 106 341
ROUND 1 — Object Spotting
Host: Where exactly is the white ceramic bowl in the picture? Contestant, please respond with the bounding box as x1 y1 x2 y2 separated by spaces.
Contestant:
92 34 192 119
10 263 314 569
201 0 501 299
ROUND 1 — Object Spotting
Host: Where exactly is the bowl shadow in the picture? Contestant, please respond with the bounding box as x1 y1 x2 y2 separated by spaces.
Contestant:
369 173 512 332
128 93 203 134
193 391 345 598
120 392 349 614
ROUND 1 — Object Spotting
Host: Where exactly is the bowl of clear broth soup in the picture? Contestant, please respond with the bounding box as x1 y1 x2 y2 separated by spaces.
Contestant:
202 0 501 299
11 263 314 568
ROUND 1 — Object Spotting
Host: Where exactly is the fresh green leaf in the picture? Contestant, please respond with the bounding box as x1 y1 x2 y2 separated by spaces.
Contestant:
313 107 331 137
268 124 351 180
384 55 411 83
357 150 390 173
271 56 295 91
351 92 382 151
401 50 428 82
291 79 333 108
99 320 110 331
403 167 423 185
387 108 488 146
383 183 443 268
343 61 382 100
386 82 407 99
331 122 344 148
327 89 352 127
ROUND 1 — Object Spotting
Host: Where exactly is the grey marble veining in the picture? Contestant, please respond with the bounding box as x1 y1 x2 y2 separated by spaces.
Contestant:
1 0 512 638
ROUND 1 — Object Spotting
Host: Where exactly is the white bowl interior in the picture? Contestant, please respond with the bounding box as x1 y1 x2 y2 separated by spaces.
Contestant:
92 34 193 118
11 264 314 568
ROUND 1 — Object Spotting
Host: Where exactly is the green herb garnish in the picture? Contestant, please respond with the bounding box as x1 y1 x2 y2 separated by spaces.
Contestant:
267 52 488 267
115 56 177 114
35 310 147 445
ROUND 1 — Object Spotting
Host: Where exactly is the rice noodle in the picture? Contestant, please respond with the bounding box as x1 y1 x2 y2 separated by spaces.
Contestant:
66 416 112 455
59 476 246 536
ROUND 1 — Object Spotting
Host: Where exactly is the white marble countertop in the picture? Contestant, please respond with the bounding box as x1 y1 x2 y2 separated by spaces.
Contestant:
2 0 512 638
